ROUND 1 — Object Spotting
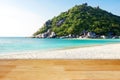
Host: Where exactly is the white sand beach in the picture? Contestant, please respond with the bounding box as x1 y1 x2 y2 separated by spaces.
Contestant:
0 43 120 59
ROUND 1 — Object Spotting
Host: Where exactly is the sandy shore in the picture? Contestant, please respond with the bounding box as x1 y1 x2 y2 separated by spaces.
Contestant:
0 43 120 59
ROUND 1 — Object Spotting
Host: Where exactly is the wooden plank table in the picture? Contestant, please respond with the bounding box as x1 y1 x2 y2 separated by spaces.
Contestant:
0 60 120 80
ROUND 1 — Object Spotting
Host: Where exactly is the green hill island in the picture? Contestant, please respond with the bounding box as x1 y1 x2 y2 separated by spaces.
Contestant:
33 3 120 39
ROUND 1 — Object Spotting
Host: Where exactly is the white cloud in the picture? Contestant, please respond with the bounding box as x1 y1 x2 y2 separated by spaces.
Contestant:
0 4 44 37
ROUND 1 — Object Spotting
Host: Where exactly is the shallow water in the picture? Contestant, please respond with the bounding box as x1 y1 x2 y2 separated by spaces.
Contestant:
0 37 120 54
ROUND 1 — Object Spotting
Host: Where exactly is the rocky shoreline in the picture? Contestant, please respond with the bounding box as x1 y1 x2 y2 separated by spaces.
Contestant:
33 29 120 39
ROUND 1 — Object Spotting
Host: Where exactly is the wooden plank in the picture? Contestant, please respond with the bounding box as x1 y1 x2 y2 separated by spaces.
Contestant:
0 60 120 80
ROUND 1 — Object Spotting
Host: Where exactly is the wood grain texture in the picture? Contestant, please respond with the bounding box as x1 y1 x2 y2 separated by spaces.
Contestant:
0 60 120 80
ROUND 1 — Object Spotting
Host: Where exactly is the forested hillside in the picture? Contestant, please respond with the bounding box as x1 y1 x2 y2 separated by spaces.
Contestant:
34 3 120 38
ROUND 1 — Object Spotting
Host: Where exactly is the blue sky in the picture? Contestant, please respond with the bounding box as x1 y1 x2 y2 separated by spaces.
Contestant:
0 0 120 37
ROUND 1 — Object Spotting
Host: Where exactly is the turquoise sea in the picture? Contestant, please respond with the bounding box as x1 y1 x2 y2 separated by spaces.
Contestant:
0 37 120 54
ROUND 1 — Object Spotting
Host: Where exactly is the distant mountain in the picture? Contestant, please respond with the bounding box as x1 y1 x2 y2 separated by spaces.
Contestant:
33 3 120 38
